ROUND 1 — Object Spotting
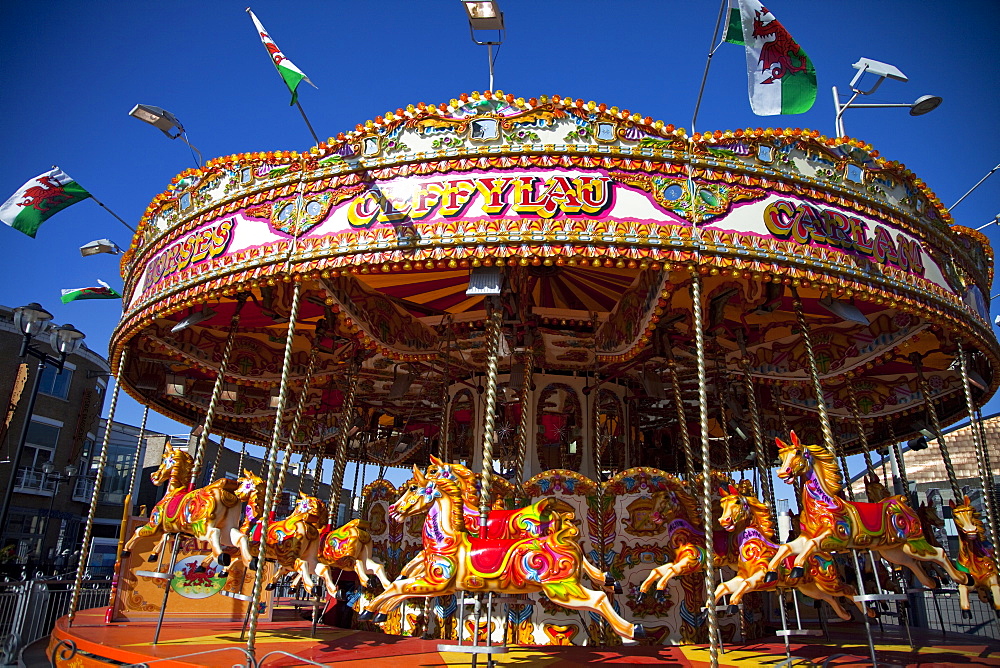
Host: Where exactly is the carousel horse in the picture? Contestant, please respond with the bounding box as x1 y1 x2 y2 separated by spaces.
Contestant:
237 492 329 591
395 456 618 590
357 463 644 642
764 431 965 589
636 474 738 602
714 482 872 621
949 497 1000 616
123 445 262 573
917 501 945 549
311 518 394 598
864 473 892 503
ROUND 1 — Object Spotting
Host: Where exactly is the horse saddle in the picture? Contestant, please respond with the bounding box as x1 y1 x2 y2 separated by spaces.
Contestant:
853 501 888 534
468 536 520 574
164 486 194 519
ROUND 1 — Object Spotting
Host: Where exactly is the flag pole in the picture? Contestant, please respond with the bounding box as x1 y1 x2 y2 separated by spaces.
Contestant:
691 0 730 135
295 101 321 146
90 195 136 234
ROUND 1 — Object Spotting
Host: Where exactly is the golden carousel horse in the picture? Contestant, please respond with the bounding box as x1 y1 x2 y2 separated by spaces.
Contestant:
764 432 965 589
311 518 394 598
864 473 892 503
637 473 737 602
357 463 644 642
237 492 329 591
949 497 1000 617
392 456 618 590
714 481 872 620
123 445 263 573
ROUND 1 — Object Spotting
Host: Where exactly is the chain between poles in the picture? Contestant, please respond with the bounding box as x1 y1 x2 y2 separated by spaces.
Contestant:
246 281 302 654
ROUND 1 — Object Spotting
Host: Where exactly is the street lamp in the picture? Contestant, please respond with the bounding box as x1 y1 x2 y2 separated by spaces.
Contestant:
832 57 942 137
461 0 505 91
80 239 122 257
0 306 85 549
40 462 78 564
129 103 203 167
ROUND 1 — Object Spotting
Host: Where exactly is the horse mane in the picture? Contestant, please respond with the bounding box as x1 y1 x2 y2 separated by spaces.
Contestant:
430 474 468 533
743 494 775 539
804 442 843 493
955 504 987 537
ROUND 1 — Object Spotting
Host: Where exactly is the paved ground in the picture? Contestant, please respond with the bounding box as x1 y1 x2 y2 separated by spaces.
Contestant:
47 608 1000 667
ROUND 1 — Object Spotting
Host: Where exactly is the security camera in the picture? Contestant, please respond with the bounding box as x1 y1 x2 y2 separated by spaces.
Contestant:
852 58 908 82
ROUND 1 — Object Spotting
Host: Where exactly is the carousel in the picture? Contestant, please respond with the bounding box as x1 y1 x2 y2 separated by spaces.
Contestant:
49 92 1000 667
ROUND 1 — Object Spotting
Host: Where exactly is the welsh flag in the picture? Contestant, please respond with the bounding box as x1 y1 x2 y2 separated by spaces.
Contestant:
247 8 317 105
724 0 816 115
0 168 90 238
61 280 122 304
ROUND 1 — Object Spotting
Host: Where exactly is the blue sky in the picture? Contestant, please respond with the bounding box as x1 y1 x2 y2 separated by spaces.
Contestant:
1 1 998 486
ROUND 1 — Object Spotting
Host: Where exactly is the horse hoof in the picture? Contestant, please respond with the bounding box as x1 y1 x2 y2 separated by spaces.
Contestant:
220 570 229 578
790 566 805 579
635 592 646 605
614 581 623 594
249 558 258 571
312 586 322 598
962 609 972 619
727 604 739 615
373 613 388 624
195 565 207 574
357 610 374 622
147 554 159 563
628 623 646 643
764 571 778 584
265 583 276 591
655 591 667 604
334 589 346 601
121 550 131 558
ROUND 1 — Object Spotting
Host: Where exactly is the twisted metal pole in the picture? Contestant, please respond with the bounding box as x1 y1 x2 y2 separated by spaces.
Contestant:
913 355 962 501
790 289 834 453
68 347 127 625
208 436 227 481
125 405 149 510
743 362 776 518
668 361 696 482
691 273 719 664
329 358 362 516
479 298 505 525
512 345 535 486
246 281 302 654
190 296 246 486
958 344 1000 551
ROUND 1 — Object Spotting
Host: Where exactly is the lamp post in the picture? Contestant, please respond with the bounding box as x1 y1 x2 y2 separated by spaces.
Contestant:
40 461 78 565
79 239 122 257
129 103 203 167
0 304 85 550
462 0 505 91
832 57 941 137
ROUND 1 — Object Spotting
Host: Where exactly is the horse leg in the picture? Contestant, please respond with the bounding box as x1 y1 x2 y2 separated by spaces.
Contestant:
581 555 620 592
358 542 392 589
990 579 1000 612
123 521 158 556
149 533 170 563
904 541 966 586
765 536 809 580
796 582 852 621
316 563 337 597
959 583 972 616
790 531 830 572
876 545 938 590
540 581 641 643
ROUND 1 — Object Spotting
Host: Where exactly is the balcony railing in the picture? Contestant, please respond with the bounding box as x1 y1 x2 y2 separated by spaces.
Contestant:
72 477 94 502
14 467 55 495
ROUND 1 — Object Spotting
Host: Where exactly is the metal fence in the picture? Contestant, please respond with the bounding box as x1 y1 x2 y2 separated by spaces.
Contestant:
0 578 111 665
916 588 1000 641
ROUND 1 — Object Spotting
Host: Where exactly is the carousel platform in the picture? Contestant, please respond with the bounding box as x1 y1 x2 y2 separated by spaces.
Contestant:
47 607 1000 667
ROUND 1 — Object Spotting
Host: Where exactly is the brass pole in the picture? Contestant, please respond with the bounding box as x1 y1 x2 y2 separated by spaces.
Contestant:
958 344 1000 550
668 361 696 482
208 436 227 481
512 344 535 486
125 405 149 513
691 272 719 664
743 362 776 518
913 355 962 501
190 296 246 486
329 357 362 516
68 347 127 625
246 282 302 654
479 299 505 525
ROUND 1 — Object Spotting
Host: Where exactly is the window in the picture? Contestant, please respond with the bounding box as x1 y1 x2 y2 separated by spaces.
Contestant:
38 365 73 399
16 421 60 492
